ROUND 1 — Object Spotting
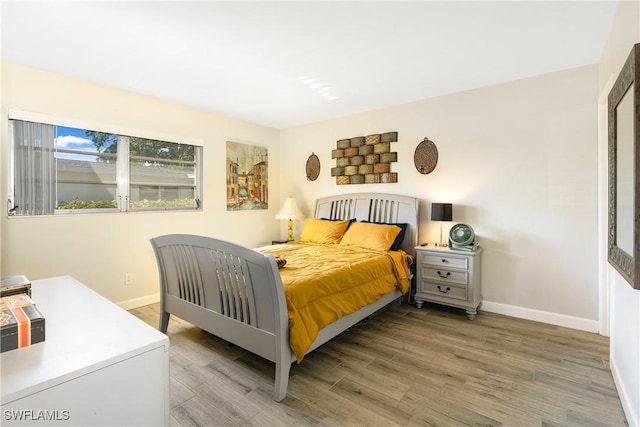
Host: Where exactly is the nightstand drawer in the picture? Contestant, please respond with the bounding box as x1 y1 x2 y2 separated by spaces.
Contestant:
421 266 468 286
414 246 482 320
419 281 467 301
420 253 469 270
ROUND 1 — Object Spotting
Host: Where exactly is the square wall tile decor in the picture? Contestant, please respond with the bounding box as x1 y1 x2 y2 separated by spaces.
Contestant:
331 132 398 185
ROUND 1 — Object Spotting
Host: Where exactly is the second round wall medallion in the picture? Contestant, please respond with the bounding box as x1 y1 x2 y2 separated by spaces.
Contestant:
414 137 438 175
306 152 320 181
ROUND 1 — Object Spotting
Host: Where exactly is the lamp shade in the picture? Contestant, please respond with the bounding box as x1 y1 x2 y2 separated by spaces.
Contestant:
431 203 452 222
275 196 304 220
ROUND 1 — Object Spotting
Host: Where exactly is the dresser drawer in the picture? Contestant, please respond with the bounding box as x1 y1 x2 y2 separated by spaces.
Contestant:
420 252 469 270
418 281 468 301
421 266 469 286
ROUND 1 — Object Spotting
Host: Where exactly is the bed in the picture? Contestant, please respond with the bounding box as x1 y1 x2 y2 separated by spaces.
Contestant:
150 192 419 401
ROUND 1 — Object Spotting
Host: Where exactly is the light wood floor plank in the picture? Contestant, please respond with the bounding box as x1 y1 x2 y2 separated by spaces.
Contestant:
131 302 628 426
329 377 415 425
287 375 359 424
171 395 236 427
338 406 405 427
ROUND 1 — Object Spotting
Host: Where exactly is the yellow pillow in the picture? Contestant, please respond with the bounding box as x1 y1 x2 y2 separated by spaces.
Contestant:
299 218 350 244
339 221 401 251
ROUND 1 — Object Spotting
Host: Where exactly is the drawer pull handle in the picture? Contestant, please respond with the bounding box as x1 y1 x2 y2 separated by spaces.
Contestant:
437 271 451 279
441 259 447 263
437 285 451 293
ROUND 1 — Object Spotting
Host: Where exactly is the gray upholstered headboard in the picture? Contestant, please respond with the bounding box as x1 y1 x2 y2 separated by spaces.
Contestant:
314 192 419 255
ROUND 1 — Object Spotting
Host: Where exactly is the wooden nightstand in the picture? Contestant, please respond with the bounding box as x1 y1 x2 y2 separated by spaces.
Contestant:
414 245 483 320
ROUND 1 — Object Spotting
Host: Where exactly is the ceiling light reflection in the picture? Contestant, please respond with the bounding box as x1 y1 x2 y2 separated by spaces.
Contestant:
298 76 339 101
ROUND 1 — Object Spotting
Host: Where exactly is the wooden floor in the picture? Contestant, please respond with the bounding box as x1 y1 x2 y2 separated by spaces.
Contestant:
129 302 628 427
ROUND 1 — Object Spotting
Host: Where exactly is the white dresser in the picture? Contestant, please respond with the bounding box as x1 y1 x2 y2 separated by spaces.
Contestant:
414 246 483 319
0 276 170 426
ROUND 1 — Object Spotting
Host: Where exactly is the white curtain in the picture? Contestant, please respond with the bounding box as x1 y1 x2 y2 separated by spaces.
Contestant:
9 120 55 215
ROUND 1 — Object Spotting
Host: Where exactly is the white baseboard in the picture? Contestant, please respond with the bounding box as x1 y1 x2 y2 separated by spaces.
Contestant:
481 300 599 333
117 293 160 311
611 356 638 427
117 295 599 331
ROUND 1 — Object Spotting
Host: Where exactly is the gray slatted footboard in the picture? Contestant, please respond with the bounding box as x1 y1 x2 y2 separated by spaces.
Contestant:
150 234 292 401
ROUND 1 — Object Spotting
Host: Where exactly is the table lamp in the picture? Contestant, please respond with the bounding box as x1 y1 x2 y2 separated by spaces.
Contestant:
431 202 453 247
275 196 304 241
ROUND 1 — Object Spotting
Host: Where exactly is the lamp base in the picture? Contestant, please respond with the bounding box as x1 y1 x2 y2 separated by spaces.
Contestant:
437 223 448 247
287 219 294 241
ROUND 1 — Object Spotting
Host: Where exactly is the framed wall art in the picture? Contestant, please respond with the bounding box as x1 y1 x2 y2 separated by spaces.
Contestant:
226 141 268 211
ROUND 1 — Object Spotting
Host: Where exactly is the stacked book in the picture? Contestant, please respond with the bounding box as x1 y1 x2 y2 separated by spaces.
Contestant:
1 274 31 297
0 276 45 353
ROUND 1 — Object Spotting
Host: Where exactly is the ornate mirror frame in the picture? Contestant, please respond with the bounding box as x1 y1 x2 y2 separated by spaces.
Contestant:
608 43 640 289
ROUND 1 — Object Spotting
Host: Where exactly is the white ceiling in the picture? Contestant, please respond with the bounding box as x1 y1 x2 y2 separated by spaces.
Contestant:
1 1 619 129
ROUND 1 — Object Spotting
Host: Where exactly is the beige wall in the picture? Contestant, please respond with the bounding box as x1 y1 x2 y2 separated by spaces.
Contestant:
281 64 600 329
0 62 281 306
599 1 640 425
3 62 600 324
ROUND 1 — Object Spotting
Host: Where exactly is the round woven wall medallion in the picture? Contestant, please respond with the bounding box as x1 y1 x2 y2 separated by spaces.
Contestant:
414 137 438 175
306 152 320 181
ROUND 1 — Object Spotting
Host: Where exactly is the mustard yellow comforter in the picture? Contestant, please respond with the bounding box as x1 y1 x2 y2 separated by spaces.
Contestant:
258 242 411 362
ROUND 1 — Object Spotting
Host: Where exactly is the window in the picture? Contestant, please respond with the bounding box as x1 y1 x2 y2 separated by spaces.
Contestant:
8 114 202 216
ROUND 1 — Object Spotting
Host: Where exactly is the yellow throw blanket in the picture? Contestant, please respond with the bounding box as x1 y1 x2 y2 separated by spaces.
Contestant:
259 242 410 362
